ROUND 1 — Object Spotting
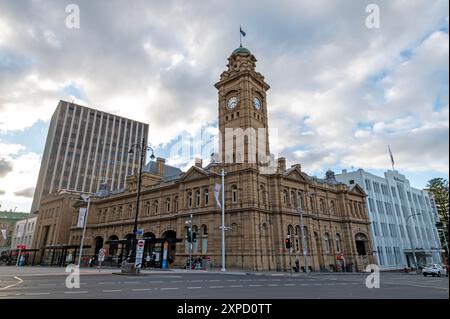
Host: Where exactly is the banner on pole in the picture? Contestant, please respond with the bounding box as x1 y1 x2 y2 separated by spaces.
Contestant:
214 183 221 209
77 208 87 228
1 228 7 240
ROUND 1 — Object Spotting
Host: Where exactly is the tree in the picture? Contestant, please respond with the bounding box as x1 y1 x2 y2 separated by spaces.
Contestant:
426 178 449 254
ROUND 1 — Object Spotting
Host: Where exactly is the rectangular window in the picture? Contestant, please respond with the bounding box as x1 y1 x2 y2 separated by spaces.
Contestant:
365 179 372 191
368 198 375 212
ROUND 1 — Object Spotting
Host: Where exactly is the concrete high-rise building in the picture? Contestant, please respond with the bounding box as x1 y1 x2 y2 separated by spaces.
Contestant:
31 100 149 213
336 169 442 270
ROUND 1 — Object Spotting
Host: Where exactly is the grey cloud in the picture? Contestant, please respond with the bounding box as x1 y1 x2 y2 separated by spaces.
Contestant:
0 159 13 177
0 0 448 177
13 187 35 198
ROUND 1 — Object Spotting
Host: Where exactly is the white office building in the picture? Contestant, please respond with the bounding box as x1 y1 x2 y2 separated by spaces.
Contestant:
336 169 442 270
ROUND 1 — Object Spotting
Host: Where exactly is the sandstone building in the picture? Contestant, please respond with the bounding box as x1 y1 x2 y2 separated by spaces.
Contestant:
35 46 375 271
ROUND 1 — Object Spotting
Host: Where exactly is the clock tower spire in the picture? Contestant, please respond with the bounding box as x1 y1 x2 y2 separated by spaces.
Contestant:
214 47 271 167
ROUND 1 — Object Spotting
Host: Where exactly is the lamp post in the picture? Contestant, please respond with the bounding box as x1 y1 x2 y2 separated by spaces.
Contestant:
406 213 421 274
127 138 155 268
208 154 227 272
78 194 92 267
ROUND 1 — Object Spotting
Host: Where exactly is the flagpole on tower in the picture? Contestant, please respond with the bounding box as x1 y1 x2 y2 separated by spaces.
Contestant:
239 26 242 47
388 145 395 171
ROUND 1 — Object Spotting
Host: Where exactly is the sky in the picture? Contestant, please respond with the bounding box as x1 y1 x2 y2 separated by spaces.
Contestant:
0 0 448 213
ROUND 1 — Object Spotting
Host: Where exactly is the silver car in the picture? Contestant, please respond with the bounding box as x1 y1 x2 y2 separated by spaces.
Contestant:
422 264 448 277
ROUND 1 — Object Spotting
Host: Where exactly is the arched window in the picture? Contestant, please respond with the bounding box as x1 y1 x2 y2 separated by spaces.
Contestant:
324 232 331 253
319 198 325 213
204 188 209 206
283 189 289 205
153 200 159 215
335 234 342 252
195 190 201 207
128 205 133 218
146 202 151 216
295 225 301 251
298 192 305 210
291 191 297 208
260 185 267 207
174 196 179 211
187 192 193 208
231 185 238 204
310 195 316 213
330 201 336 215
166 198 171 212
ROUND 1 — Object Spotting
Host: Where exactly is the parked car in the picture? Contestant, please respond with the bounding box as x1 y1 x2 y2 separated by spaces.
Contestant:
422 264 448 277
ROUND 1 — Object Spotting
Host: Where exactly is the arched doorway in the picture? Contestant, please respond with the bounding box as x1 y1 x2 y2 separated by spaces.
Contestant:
94 236 104 259
355 233 370 271
355 233 369 255
162 230 177 267
108 235 119 256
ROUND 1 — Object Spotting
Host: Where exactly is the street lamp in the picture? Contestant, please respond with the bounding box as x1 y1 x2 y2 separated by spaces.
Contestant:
126 138 155 269
296 190 316 273
208 154 227 272
405 213 421 274
78 193 92 267
186 213 193 270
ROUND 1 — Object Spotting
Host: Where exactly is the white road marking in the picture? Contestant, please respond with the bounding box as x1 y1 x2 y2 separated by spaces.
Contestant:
0 276 24 290
209 286 224 289
170 280 183 283
64 291 88 294
229 285 244 288
268 284 279 287
187 287 202 289
249 284 262 287
38 283 57 286
98 282 116 285
161 287 179 290
284 284 296 286
102 289 122 293
132 288 153 292
24 292 50 296
123 281 139 284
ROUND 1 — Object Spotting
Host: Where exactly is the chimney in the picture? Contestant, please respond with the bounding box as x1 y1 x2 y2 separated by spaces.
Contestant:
156 157 165 177
195 158 203 168
278 157 286 172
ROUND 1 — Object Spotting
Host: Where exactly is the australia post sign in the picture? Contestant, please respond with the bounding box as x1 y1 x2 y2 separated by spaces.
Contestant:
135 240 145 269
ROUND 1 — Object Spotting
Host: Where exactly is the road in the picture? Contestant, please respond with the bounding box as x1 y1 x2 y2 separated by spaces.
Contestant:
0 268 448 299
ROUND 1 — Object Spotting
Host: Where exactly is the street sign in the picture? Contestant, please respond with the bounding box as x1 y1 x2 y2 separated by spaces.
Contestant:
98 248 106 262
134 229 144 239
135 239 145 269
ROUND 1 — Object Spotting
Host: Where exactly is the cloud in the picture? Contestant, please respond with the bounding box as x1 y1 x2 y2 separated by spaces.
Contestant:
13 187 35 198
0 0 448 211
0 158 13 177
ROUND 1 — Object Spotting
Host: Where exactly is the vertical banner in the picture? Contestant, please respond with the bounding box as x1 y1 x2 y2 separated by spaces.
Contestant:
1 228 7 240
162 241 169 269
214 183 221 209
77 208 87 228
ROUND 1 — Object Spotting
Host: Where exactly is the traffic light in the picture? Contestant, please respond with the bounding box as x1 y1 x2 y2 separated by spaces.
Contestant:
285 237 292 249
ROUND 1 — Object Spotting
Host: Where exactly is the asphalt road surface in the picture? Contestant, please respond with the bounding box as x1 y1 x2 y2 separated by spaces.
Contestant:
0 269 448 299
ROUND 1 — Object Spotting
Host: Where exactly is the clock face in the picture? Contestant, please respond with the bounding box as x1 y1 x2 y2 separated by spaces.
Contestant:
227 96 238 109
253 97 262 110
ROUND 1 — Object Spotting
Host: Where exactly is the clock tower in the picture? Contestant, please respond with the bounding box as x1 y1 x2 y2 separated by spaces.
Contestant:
214 46 271 167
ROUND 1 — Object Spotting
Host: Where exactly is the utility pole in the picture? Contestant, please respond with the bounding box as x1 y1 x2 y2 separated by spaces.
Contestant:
220 168 226 272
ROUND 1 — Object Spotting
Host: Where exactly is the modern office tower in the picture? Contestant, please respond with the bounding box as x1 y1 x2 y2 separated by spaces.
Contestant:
336 169 442 270
30 100 149 213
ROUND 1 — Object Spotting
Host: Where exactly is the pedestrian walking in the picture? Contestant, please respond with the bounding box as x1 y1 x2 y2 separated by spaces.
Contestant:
295 257 300 272
66 252 73 265
145 254 151 269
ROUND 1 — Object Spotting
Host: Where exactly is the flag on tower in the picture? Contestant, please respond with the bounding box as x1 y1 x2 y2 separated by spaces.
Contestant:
240 27 246 37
